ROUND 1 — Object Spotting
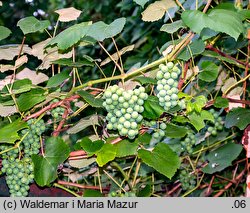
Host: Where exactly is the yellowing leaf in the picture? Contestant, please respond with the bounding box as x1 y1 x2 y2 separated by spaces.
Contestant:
16 68 49 85
100 44 134 66
142 0 176 22
55 7 82 22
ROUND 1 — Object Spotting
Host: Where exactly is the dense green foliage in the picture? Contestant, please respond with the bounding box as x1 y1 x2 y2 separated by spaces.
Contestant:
0 0 250 197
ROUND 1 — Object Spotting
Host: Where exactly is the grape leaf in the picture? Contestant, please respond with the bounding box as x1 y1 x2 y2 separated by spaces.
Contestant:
114 139 139 157
96 143 117 167
46 18 126 50
0 119 27 144
46 70 70 87
165 123 188 138
32 137 70 187
199 61 219 82
79 137 104 155
225 108 250 130
133 0 149 8
177 39 205 61
78 91 103 108
214 97 229 108
181 9 244 41
17 16 50 34
160 20 184 34
142 96 165 119
138 143 180 179
133 76 157 85
0 26 11 41
55 7 82 22
52 58 94 67
142 0 176 22
17 88 46 112
66 115 100 134
202 143 242 174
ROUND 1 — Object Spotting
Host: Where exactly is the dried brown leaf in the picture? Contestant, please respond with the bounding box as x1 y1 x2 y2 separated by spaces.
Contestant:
221 77 243 96
15 55 28 67
0 104 17 117
16 68 49 85
55 7 82 22
0 45 32 60
0 75 12 89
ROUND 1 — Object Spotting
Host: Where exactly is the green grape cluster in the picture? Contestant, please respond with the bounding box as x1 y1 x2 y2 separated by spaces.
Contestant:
1 157 34 197
0 118 46 197
179 170 196 191
207 109 224 136
51 99 65 118
181 132 197 154
21 118 46 156
143 120 167 139
156 62 181 111
103 85 148 139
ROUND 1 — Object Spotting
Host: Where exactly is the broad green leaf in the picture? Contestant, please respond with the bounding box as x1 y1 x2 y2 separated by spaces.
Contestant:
83 189 103 197
160 20 184 34
199 61 219 82
177 39 205 61
193 95 207 112
142 96 165 119
133 76 157 85
17 88 46 112
214 97 229 108
133 0 149 8
32 137 70 186
137 184 152 197
202 143 242 174
69 157 96 169
135 132 152 145
96 143 117 167
17 16 50 34
225 108 250 130
114 139 139 157
200 110 214 123
46 18 126 50
200 28 218 40
67 115 100 134
188 112 205 131
78 91 103 108
1 79 32 95
79 137 104 155
181 9 244 41
52 58 94 67
142 0 176 22
46 70 70 87
0 119 27 143
138 143 180 179
165 123 188 138
0 26 11 41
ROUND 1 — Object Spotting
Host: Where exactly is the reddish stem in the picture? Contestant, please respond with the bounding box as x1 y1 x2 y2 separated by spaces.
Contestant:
206 44 248 67
57 180 110 191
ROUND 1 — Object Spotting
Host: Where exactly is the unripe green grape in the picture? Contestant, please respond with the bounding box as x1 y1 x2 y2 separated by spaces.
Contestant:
124 121 131 129
138 106 144 113
120 128 128 136
164 72 170 79
167 62 174 69
211 130 217 136
124 113 131 120
160 123 167 130
153 132 160 138
131 111 139 119
208 127 213 133
127 107 133 114
167 78 175 85
156 84 164 91
159 129 165 137
156 71 164 80
171 72 178 79
107 123 113 130
164 96 171 102
130 122 138 129
159 97 165 103
123 102 129 108
118 96 125 103
119 117 126 123
173 66 181 74
158 90 167 97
